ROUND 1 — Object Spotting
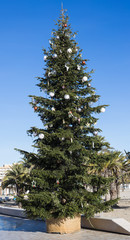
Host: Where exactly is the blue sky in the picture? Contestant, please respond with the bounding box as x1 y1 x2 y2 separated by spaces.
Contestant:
0 0 130 165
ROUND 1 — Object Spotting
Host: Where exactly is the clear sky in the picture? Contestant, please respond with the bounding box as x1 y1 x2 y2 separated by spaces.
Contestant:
0 0 130 165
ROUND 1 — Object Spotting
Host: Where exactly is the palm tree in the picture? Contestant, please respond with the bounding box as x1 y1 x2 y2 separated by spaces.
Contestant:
93 150 125 201
121 153 130 187
2 163 29 197
101 151 125 200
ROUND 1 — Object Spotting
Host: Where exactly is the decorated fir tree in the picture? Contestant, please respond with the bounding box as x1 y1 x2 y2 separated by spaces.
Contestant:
16 9 116 221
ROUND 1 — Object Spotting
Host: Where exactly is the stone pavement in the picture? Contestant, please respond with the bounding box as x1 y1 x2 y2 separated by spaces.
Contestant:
0 215 130 240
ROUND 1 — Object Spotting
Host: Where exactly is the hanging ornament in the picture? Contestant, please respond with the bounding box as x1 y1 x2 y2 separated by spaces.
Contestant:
62 85 65 89
39 133 44 139
53 53 57 58
24 195 28 200
44 55 47 61
77 108 82 112
69 151 72 155
34 106 37 111
68 111 73 118
64 94 70 100
32 180 36 188
70 138 73 143
49 40 52 45
59 49 62 53
78 118 81 123
65 63 69 71
77 65 81 70
67 48 72 54
64 23 67 27
51 107 55 111
82 60 85 65
100 107 106 113
49 124 53 128
82 76 88 82
56 35 60 39
63 119 65 124
61 198 66 204
75 48 78 52
94 131 98 136
87 83 91 87
48 72 51 77
61 137 65 141
56 180 59 184
92 142 94 148
49 92 55 97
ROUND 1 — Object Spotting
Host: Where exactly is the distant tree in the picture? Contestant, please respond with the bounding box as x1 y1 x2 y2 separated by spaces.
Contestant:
2 163 29 197
122 150 130 184
99 150 130 200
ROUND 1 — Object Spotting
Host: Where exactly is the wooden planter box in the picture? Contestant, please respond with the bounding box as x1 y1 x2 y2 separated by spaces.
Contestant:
46 215 81 234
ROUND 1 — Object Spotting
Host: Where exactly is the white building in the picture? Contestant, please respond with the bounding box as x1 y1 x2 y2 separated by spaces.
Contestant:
0 165 16 195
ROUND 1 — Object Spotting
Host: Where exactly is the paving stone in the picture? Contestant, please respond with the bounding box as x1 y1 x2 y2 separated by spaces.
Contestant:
0 215 130 240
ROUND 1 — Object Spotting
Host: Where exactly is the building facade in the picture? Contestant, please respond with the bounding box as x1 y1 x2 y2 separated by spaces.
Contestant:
0 165 16 196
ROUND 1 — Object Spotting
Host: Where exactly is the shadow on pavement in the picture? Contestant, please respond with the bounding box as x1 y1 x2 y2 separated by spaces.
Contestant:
0 215 46 232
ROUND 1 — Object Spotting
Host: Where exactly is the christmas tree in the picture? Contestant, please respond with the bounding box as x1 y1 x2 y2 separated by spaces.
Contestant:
16 8 116 220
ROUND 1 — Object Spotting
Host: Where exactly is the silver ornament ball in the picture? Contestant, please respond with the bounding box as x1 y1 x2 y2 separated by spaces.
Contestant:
64 94 70 100
100 107 105 113
49 92 55 97
82 76 88 82
67 48 72 54
39 133 44 139
53 53 57 58
44 55 47 61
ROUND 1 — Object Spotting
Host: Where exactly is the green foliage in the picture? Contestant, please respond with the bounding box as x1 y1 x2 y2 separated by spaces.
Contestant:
2 163 29 196
16 9 116 220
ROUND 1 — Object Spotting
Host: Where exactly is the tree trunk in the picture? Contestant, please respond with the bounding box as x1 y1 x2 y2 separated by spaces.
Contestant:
104 170 109 201
18 202 22 208
116 183 120 198
110 181 117 200
16 185 22 208
16 185 19 196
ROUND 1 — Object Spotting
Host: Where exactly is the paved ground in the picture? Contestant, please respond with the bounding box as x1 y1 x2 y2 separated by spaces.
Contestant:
0 215 130 240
